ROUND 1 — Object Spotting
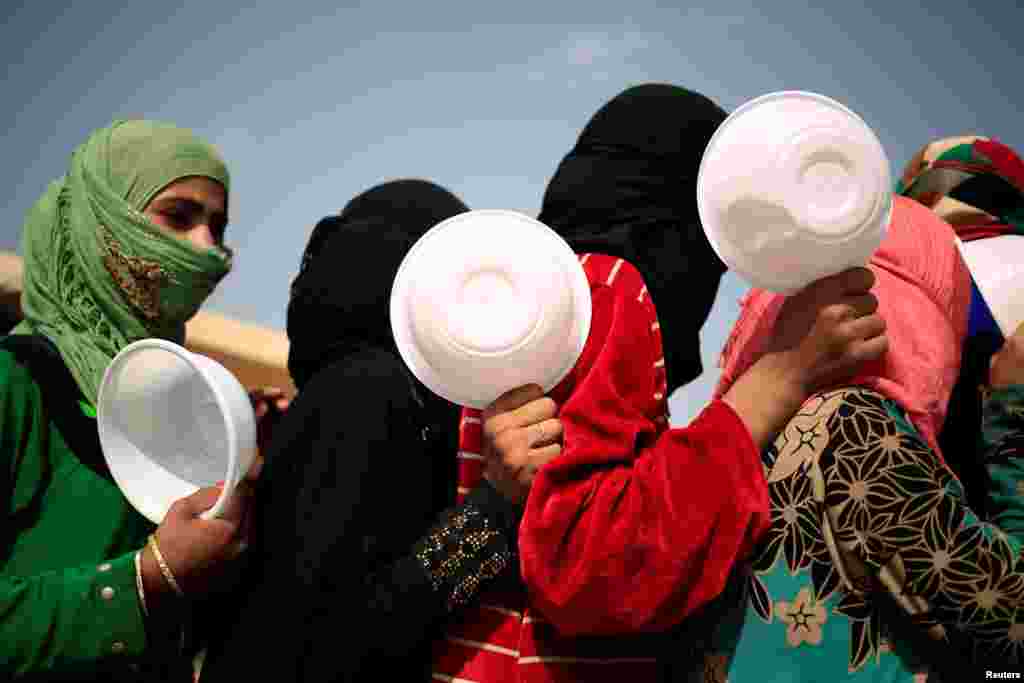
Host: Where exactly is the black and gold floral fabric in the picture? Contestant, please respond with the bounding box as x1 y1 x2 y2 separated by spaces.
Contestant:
721 385 1024 682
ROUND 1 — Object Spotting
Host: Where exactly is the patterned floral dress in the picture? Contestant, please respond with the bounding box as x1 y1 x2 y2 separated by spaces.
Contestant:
718 385 1024 682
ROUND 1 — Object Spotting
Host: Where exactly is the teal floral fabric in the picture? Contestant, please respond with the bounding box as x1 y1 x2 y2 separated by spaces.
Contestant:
718 385 1024 682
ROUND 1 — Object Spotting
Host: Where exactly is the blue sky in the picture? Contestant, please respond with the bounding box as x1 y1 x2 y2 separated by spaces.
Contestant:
3 0 1022 422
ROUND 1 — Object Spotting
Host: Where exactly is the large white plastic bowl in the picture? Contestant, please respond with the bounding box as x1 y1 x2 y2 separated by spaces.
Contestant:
390 210 591 409
957 234 1024 338
97 339 257 524
697 91 892 294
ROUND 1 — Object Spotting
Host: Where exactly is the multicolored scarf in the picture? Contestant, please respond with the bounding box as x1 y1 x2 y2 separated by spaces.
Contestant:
896 135 1024 242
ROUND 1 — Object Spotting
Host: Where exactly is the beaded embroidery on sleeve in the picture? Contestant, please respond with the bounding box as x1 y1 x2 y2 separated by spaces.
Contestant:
413 502 513 613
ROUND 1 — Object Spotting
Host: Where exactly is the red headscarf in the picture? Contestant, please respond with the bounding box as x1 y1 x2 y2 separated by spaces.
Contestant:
713 195 971 462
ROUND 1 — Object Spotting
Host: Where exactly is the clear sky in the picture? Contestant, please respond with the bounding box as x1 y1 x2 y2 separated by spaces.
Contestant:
3 0 1022 423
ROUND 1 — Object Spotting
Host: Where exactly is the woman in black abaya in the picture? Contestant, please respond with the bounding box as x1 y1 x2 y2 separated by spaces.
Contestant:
201 180 548 682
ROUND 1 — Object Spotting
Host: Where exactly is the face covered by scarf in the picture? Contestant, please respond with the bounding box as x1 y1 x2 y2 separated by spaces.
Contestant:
713 196 971 463
538 83 729 394
15 120 233 406
286 179 470 392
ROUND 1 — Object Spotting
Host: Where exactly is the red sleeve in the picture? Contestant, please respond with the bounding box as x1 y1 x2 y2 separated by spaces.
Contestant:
518 255 770 636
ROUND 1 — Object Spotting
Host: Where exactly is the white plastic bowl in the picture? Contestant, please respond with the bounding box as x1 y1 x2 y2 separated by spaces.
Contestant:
390 210 591 409
97 339 257 524
697 91 892 294
957 234 1024 338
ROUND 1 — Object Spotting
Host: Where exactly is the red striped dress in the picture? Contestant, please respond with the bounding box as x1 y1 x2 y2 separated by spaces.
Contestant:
432 254 769 683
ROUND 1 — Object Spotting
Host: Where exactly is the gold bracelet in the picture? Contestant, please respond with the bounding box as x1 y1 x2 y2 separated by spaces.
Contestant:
134 550 149 617
148 534 185 597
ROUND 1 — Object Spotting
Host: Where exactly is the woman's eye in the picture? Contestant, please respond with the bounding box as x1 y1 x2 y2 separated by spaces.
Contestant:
162 211 190 227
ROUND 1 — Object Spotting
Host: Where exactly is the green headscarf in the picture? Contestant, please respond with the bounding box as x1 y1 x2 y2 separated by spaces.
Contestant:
14 119 233 406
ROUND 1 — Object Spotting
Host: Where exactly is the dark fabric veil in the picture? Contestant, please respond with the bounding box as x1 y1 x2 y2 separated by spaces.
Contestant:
539 84 729 393
286 179 469 391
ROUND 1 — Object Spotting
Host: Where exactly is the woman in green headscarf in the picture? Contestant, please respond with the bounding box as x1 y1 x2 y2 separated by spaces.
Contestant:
1 120 253 680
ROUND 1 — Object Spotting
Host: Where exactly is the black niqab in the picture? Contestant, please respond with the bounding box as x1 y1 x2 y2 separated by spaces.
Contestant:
287 179 469 391
539 84 728 393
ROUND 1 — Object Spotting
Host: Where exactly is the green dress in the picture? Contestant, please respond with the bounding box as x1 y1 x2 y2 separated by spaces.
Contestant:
709 385 1024 682
0 337 186 680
